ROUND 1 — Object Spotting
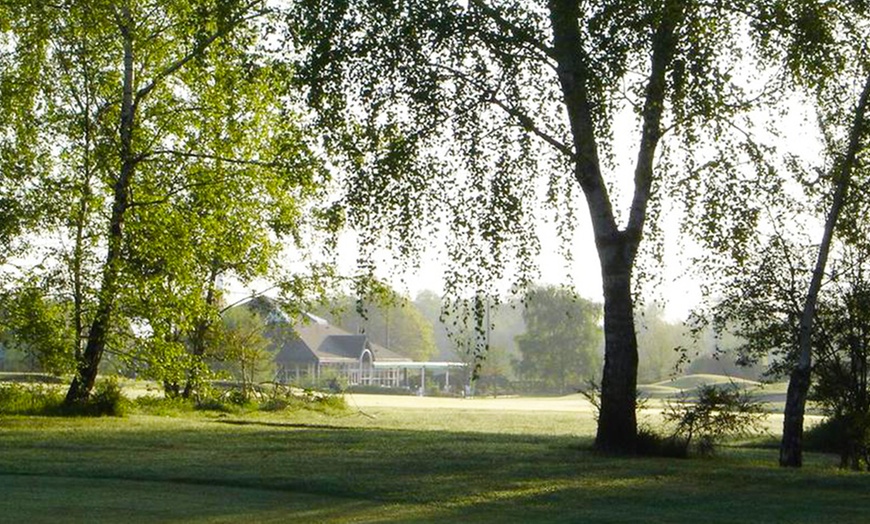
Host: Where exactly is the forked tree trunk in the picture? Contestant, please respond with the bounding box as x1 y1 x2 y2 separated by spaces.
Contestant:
780 73 870 467
548 0 682 453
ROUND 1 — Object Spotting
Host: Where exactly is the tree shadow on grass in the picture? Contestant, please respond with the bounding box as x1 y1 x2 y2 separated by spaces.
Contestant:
0 419 866 522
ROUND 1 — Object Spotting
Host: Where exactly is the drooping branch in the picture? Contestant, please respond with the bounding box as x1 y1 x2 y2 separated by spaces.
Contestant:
626 0 684 247
425 61 573 158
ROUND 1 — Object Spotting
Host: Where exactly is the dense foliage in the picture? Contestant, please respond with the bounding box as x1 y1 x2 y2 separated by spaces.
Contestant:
514 285 602 394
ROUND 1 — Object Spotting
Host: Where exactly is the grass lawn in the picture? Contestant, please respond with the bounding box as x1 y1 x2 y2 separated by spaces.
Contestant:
1 400 868 522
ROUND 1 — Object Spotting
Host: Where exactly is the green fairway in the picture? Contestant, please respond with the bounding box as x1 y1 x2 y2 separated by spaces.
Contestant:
1 404 868 522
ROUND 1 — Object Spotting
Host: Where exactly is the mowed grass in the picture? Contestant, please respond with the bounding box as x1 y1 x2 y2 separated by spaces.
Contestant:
1 401 869 522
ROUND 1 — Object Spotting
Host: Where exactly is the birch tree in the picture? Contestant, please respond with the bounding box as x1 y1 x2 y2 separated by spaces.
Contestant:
2 0 328 404
290 0 774 452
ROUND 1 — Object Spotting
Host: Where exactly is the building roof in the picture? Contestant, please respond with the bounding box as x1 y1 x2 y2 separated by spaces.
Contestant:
238 299 412 366
281 321 412 364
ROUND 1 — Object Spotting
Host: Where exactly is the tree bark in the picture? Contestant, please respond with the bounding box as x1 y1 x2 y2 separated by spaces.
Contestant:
596 241 639 452
780 72 870 467
780 365 811 467
65 5 136 405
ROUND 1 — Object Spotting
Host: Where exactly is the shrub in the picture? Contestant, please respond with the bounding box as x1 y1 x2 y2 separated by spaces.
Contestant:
635 426 688 458
133 395 195 416
803 417 847 454
71 378 129 417
0 382 63 415
804 415 870 469
195 396 237 413
259 383 347 413
661 383 766 456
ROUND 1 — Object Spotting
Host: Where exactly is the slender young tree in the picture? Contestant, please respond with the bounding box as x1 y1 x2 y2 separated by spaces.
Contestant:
691 4 870 467
780 72 870 467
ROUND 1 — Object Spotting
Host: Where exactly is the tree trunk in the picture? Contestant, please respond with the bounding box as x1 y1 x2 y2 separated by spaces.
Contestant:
780 365 810 467
182 263 221 398
595 240 639 452
780 72 870 467
65 5 136 405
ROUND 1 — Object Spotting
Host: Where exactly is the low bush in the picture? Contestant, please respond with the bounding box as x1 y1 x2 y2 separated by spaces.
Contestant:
134 395 195 416
0 382 64 415
659 383 766 456
803 417 846 454
87 378 129 416
803 415 870 469
184 383 347 414
259 383 347 413
195 395 245 413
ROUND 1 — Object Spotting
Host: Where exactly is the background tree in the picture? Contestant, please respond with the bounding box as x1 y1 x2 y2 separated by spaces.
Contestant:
0 284 75 375
778 71 870 467
290 0 781 451
514 285 602 395
679 1 870 467
811 249 870 470
320 289 437 361
0 0 51 264
635 305 689 384
415 290 525 375
209 307 275 399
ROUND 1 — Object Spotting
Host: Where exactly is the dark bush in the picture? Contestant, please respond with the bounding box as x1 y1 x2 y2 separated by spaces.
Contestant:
803 415 870 469
635 427 688 458
88 378 128 416
803 417 846 454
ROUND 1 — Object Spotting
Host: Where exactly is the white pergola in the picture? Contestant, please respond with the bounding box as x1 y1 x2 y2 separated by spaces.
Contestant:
373 361 467 392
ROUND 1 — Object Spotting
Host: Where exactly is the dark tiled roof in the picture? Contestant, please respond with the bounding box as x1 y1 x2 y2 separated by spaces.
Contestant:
264 309 412 366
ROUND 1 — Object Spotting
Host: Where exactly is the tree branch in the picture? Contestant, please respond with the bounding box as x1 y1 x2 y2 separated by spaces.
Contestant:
626 0 684 246
487 95 575 160
143 149 315 170
468 0 556 61
426 61 573 159
134 0 268 102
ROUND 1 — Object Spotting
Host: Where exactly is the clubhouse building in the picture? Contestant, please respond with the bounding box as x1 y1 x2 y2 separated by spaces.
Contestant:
244 297 466 390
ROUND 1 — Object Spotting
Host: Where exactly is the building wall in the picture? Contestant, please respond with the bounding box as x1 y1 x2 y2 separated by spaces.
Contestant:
276 361 404 387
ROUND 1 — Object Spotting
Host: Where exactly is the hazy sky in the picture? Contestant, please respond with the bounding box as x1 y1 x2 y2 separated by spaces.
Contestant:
226 75 825 323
